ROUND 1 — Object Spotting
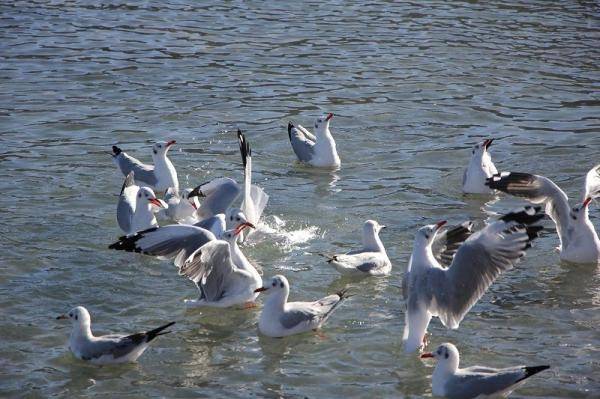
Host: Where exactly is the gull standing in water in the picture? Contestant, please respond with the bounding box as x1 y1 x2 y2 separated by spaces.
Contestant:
179 223 260 308
117 172 166 235
486 165 600 264
402 206 543 353
321 220 391 276
421 343 550 399
112 140 178 193
462 138 497 194
255 275 348 337
288 113 341 168
56 306 175 365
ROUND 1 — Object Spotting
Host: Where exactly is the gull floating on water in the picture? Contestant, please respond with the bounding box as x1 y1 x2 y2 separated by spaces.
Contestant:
288 113 341 168
321 220 392 276
462 138 497 194
112 140 178 193
57 306 175 365
117 172 166 235
179 223 260 308
255 275 348 337
402 206 543 353
421 343 550 399
486 165 600 264
158 187 199 224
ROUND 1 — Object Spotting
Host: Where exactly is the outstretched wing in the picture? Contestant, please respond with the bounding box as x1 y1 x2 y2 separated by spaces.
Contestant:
116 172 137 233
190 177 241 219
288 122 315 162
431 222 474 266
112 146 157 187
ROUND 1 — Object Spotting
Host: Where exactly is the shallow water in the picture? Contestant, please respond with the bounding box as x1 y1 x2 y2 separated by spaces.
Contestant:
1 0 599 397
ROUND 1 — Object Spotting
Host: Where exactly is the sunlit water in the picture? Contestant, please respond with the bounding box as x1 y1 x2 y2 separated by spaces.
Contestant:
1 1 599 397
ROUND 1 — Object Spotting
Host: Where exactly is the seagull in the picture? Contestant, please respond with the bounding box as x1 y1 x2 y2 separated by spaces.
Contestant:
187 177 241 220
117 172 167 235
112 140 179 193
321 220 392 276
179 223 260 308
56 306 175 365
462 138 497 194
236 129 269 241
486 165 600 264
421 343 550 399
402 206 543 353
159 187 199 224
254 275 348 337
287 113 341 168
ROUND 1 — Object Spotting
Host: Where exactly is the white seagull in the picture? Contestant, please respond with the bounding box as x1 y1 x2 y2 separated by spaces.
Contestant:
321 220 392 276
462 138 497 194
421 343 550 399
288 113 341 168
255 275 348 338
486 165 600 264
112 140 178 193
402 206 543 353
179 223 260 308
57 306 175 365
159 187 199 224
117 172 166 235
187 177 241 220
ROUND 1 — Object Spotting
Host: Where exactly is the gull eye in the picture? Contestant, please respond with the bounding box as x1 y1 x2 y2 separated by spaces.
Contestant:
158 144 162 148
280 282 284 288
153 150 157 154
69 313 73 318
236 217 240 221
75 315 78 320
137 193 141 198
445 352 449 359
230 216 233 221
272 281 276 287
425 234 430 239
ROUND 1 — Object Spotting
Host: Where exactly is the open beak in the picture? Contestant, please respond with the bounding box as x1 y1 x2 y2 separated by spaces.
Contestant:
483 138 494 150
187 187 204 199
56 314 68 320
235 222 256 236
166 140 176 147
148 198 166 208
254 287 267 293
583 197 592 208
420 352 434 359
325 112 334 121
435 220 447 230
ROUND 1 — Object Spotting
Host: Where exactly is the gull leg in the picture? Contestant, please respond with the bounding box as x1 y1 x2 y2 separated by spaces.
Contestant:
243 301 257 309
422 332 430 349
313 329 327 340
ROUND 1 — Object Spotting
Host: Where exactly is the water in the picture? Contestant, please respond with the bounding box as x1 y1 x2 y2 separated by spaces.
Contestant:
1 0 599 397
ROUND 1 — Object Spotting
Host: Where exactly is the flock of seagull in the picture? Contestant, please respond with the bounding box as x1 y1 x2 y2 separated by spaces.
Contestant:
55 114 600 398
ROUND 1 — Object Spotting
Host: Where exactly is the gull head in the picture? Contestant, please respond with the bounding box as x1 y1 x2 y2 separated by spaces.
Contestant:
220 223 255 243
415 220 446 246
152 140 176 158
226 208 250 227
56 306 91 328
254 274 289 295
470 138 493 159
314 113 334 132
420 342 460 372
570 197 592 222
363 219 386 236
138 187 166 209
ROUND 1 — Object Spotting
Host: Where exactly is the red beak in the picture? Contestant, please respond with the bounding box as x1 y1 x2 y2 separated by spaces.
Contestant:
435 220 447 230
254 287 267 293
583 197 592 208
483 138 494 150
325 113 334 121
234 222 256 236
420 352 434 358
56 314 68 320
166 140 176 147
148 198 165 208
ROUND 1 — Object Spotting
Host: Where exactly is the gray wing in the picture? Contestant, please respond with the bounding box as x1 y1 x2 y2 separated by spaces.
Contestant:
108 225 216 267
178 240 236 301
112 146 157 187
426 207 543 328
190 177 241 219
282 292 347 329
445 367 531 399
116 172 137 233
487 172 571 247
280 308 318 329
79 334 139 361
288 122 315 162
431 222 474 266
296 124 317 142
584 164 600 200
194 214 226 237
356 262 379 272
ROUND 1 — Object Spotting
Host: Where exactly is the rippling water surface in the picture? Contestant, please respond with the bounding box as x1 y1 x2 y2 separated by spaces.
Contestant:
1 1 599 397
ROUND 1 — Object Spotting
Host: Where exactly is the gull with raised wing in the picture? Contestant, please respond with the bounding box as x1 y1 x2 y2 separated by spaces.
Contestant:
486 164 600 264
159 187 199 224
321 220 391 276
421 343 550 399
56 306 175 365
187 177 241 220
112 140 178 193
402 206 543 353
287 113 341 168
179 223 260 308
255 275 348 337
117 172 166 235
462 138 497 194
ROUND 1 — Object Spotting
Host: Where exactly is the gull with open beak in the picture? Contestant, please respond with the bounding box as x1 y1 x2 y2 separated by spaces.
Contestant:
421 343 550 399
462 138 497 194
287 112 341 168
402 207 544 353
56 306 175 365
255 275 349 337
112 140 179 193
178 222 261 308
116 171 167 235
487 164 600 264
321 220 392 276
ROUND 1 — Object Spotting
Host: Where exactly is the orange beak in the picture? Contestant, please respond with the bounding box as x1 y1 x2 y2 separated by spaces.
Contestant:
420 352 434 358
435 220 447 230
583 197 592 208
56 314 68 320
234 222 256 236
254 287 267 293
148 198 165 208
325 113 334 121
166 140 176 147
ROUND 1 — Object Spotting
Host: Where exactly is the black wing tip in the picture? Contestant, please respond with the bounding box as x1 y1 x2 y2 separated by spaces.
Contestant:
336 288 352 299
237 128 250 167
525 225 544 240
287 122 294 140
486 171 534 189
520 365 550 381
500 206 543 225
108 227 158 251
112 145 122 156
